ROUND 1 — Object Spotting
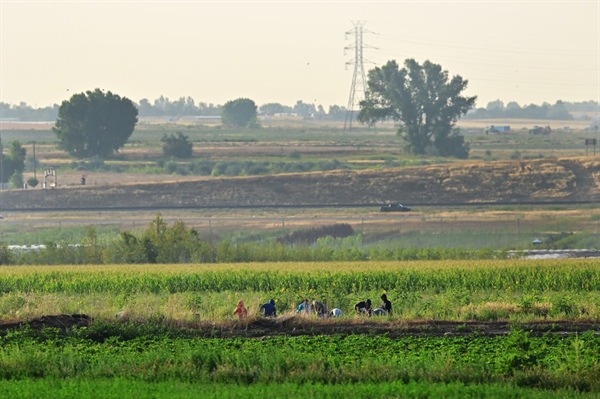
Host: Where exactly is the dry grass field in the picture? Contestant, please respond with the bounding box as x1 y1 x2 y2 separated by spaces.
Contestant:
3 157 599 211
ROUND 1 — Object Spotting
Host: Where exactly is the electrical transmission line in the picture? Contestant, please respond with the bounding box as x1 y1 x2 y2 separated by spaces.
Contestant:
344 21 376 130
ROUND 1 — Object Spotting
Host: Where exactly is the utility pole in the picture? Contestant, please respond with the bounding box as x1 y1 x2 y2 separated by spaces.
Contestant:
344 21 375 131
0 133 3 189
32 141 36 180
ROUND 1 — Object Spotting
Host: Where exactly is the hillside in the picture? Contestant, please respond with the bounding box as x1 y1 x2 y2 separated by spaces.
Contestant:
1 158 599 210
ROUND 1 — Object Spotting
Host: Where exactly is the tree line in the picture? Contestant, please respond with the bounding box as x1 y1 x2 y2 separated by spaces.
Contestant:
0 214 504 266
0 98 348 121
465 99 577 120
2 97 593 122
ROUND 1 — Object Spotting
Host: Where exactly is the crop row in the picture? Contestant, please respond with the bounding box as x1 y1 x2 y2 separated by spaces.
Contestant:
0 328 598 394
1 260 599 322
1 260 599 294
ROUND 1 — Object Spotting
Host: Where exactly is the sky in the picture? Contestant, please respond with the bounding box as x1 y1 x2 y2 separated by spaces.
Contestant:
1 0 599 111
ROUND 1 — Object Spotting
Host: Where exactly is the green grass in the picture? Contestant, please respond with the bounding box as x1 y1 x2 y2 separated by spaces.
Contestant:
0 379 594 399
2 211 599 250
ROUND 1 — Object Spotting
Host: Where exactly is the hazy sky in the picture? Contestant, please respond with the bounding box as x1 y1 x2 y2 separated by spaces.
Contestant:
1 1 598 110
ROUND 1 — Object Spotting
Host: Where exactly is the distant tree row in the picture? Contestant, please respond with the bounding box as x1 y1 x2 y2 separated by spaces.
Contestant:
3 98 594 122
1 214 506 265
136 96 222 117
0 102 59 121
259 101 347 120
465 100 598 120
0 98 346 121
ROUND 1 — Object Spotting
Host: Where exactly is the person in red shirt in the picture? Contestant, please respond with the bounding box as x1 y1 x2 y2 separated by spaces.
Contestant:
233 300 248 319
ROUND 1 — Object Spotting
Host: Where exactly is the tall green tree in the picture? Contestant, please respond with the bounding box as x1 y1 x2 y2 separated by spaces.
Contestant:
53 89 138 159
0 140 26 184
221 98 258 128
358 59 476 158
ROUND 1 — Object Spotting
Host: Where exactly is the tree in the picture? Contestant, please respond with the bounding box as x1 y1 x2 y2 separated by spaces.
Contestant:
161 131 193 158
53 89 138 159
547 100 573 120
293 100 316 118
358 59 476 158
221 98 258 128
327 105 346 120
0 140 26 184
27 177 39 188
259 102 291 116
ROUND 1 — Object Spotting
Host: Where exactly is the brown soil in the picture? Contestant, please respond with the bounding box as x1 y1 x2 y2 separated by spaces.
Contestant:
2 157 600 210
1 314 597 337
0 314 91 332
207 316 600 338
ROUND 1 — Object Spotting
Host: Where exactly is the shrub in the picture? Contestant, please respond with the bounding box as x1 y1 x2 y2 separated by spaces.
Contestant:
277 224 355 245
161 132 193 158
9 172 23 189
26 177 39 188
165 160 178 174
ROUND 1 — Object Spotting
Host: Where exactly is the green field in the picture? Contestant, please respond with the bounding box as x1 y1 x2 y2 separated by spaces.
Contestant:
1 260 600 397
1 260 599 322
0 324 598 398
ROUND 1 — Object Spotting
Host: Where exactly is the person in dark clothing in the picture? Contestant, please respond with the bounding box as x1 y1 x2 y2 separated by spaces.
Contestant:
380 294 392 315
354 299 372 316
260 299 277 317
312 300 328 318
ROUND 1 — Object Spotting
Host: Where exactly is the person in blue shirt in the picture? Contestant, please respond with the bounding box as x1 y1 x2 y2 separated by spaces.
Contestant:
260 299 277 317
296 298 310 314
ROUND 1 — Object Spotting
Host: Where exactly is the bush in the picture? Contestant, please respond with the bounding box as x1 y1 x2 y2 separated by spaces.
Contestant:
9 172 23 189
277 224 355 245
161 132 193 158
26 177 39 188
192 161 214 175
211 162 228 176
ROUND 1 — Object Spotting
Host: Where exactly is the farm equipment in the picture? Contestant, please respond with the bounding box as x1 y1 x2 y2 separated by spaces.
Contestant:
528 126 551 135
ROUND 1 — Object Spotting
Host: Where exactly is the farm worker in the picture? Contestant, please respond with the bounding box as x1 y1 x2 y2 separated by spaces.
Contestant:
233 300 248 319
354 299 372 316
330 308 342 318
372 308 387 316
312 300 328 318
380 293 392 315
260 299 277 317
296 298 310 314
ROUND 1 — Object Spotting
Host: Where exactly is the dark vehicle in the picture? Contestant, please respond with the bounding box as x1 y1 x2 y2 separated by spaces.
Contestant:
380 203 411 212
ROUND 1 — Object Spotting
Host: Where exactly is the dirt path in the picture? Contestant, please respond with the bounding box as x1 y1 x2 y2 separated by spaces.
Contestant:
1 314 597 338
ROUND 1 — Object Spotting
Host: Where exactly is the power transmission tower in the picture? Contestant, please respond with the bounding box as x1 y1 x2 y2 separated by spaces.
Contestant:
344 21 375 130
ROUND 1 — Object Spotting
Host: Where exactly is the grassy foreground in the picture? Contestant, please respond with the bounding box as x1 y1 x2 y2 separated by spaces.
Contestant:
0 327 599 397
0 380 595 399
